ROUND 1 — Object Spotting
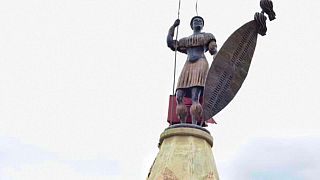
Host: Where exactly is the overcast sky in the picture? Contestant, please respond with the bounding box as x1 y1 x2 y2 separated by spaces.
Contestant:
1 0 320 179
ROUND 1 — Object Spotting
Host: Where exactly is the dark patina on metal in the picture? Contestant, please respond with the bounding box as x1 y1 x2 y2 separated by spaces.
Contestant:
167 16 217 125
167 0 276 126
202 0 276 122
203 21 258 121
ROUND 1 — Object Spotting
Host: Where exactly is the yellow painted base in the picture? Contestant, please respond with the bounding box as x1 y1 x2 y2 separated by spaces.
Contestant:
147 127 219 180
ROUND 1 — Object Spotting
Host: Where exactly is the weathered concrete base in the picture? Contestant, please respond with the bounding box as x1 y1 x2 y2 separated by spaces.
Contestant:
147 126 219 180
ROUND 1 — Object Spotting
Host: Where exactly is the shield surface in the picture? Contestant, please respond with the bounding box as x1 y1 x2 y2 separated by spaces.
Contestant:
203 20 258 121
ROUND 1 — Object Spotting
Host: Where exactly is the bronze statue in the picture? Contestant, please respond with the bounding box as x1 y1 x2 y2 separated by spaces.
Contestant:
167 0 276 126
167 16 217 124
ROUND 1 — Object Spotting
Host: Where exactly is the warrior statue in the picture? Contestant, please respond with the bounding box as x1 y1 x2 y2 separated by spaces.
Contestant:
166 0 276 126
167 16 217 124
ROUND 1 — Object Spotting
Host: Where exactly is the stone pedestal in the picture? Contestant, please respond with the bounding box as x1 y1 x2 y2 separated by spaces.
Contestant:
147 126 219 180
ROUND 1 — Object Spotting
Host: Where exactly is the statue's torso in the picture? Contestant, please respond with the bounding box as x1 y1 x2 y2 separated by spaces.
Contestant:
187 46 206 62
179 32 215 62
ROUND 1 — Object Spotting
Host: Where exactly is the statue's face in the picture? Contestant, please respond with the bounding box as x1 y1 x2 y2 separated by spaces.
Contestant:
192 18 203 31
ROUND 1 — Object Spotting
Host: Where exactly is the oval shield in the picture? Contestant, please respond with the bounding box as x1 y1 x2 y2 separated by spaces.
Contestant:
203 20 259 121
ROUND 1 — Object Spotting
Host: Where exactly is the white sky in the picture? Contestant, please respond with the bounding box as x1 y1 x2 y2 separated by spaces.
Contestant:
1 0 320 179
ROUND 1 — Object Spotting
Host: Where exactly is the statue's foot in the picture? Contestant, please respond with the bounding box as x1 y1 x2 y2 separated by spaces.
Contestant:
176 104 187 123
190 103 203 125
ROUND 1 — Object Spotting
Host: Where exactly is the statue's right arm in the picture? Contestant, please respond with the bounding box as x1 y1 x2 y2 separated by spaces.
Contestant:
167 19 179 51
166 19 187 54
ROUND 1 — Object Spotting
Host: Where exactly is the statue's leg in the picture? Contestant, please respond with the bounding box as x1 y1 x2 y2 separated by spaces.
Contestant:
190 87 203 125
176 89 187 123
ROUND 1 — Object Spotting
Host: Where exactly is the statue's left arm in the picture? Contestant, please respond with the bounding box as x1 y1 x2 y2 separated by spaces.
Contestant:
206 33 217 55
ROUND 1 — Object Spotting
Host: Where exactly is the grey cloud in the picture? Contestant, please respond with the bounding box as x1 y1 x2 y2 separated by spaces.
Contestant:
220 137 320 180
0 137 56 169
0 137 120 177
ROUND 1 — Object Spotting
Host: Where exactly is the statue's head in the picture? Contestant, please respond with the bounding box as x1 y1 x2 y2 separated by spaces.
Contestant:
190 16 204 31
